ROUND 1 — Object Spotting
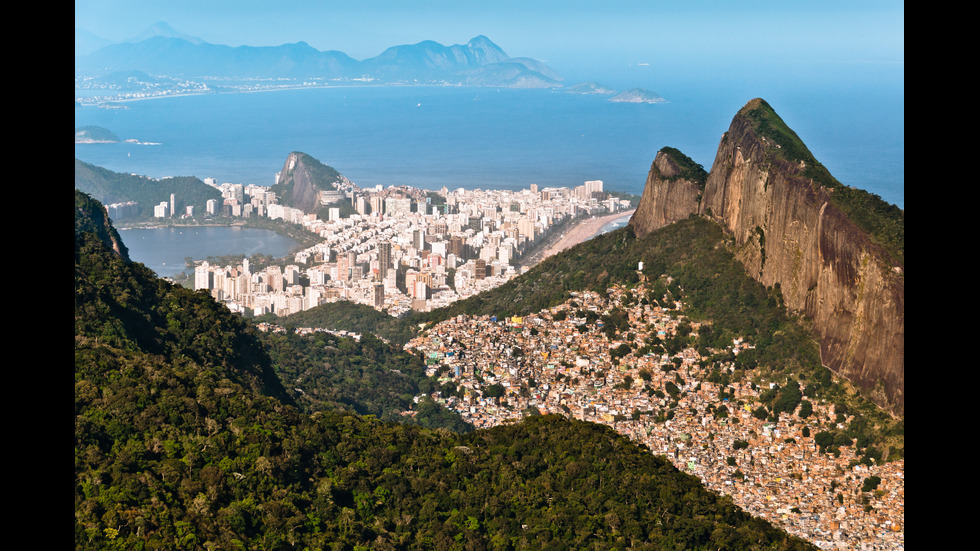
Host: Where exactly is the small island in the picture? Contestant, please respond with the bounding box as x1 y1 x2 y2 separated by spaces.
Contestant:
609 88 667 104
75 126 120 144
564 81 617 95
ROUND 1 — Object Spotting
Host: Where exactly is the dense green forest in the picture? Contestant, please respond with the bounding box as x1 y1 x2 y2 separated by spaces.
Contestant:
261 329 474 433
76 190 820 549
270 300 420 346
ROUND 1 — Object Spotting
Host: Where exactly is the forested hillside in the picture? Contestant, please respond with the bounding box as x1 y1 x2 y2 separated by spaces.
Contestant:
272 300 420 345
76 192 818 549
74 158 222 217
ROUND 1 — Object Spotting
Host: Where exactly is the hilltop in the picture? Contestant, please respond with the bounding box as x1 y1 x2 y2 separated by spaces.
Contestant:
74 158 222 219
270 152 354 215
75 189 815 549
75 125 119 143
609 88 667 104
629 98 904 417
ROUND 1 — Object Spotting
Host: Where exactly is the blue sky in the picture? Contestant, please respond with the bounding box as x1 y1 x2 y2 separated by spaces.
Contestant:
75 0 904 87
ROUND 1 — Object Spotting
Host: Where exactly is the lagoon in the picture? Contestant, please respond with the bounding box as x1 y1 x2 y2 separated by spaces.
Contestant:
119 226 300 278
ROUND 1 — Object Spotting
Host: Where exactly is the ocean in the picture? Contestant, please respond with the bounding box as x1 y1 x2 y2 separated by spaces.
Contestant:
74 84 903 208
77 83 903 275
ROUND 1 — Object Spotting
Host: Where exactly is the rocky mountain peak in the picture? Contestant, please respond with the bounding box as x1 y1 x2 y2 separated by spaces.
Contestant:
630 99 904 416
628 148 705 238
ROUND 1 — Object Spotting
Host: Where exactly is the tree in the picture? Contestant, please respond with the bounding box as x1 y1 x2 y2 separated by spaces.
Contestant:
814 431 834 451
861 476 881 493
773 380 802 415
484 383 506 399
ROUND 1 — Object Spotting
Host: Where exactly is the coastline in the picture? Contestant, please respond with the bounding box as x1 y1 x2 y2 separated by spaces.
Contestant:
521 209 634 270
75 82 512 107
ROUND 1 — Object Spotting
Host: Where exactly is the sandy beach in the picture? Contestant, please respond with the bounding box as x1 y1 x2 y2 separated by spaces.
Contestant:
521 209 635 269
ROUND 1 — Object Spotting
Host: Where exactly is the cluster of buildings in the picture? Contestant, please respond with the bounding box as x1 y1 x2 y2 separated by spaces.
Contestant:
191 176 631 317
405 281 904 550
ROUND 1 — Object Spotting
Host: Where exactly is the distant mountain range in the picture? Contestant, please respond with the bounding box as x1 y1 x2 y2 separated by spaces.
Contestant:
75 26 564 89
75 23 665 99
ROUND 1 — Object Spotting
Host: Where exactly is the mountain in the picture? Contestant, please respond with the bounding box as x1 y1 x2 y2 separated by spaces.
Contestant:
75 190 815 549
126 21 205 45
75 189 291 401
75 35 361 80
627 147 706 237
270 152 353 214
75 27 112 57
629 98 904 416
74 29 562 88
75 190 129 261
74 158 222 217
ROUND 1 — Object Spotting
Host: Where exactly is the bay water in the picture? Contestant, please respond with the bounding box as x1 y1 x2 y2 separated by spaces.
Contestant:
74 85 903 206
76 84 903 274
118 226 300 278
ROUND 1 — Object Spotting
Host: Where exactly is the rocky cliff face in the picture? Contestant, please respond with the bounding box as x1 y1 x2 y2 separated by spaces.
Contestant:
272 152 349 214
631 99 904 416
273 153 324 214
628 148 706 238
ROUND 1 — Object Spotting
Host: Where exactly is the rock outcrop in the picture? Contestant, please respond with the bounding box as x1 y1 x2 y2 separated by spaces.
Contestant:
631 99 904 416
271 152 349 214
629 147 706 238
75 190 130 261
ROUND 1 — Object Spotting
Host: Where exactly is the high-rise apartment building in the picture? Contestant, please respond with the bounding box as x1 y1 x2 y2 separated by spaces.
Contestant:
194 262 212 291
377 242 392 281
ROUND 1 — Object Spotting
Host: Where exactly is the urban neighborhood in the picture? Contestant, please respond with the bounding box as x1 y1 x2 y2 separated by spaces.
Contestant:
405 282 904 550
154 174 631 317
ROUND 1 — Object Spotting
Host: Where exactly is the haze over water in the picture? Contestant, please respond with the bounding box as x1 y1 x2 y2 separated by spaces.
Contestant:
76 1 904 209
75 82 903 208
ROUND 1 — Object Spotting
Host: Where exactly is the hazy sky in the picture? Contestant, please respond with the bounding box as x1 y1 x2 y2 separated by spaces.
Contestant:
76 0 904 88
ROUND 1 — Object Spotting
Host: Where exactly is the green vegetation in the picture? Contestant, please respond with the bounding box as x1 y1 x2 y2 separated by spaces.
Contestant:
605 189 642 208
861 476 882 493
76 190 816 550
657 146 709 190
261 328 473 431
402 217 900 459
273 300 419 345
75 158 223 219
741 99 904 266
75 190 130 261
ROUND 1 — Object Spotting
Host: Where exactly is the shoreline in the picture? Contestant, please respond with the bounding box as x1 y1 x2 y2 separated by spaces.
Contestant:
521 209 634 270
74 82 527 107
